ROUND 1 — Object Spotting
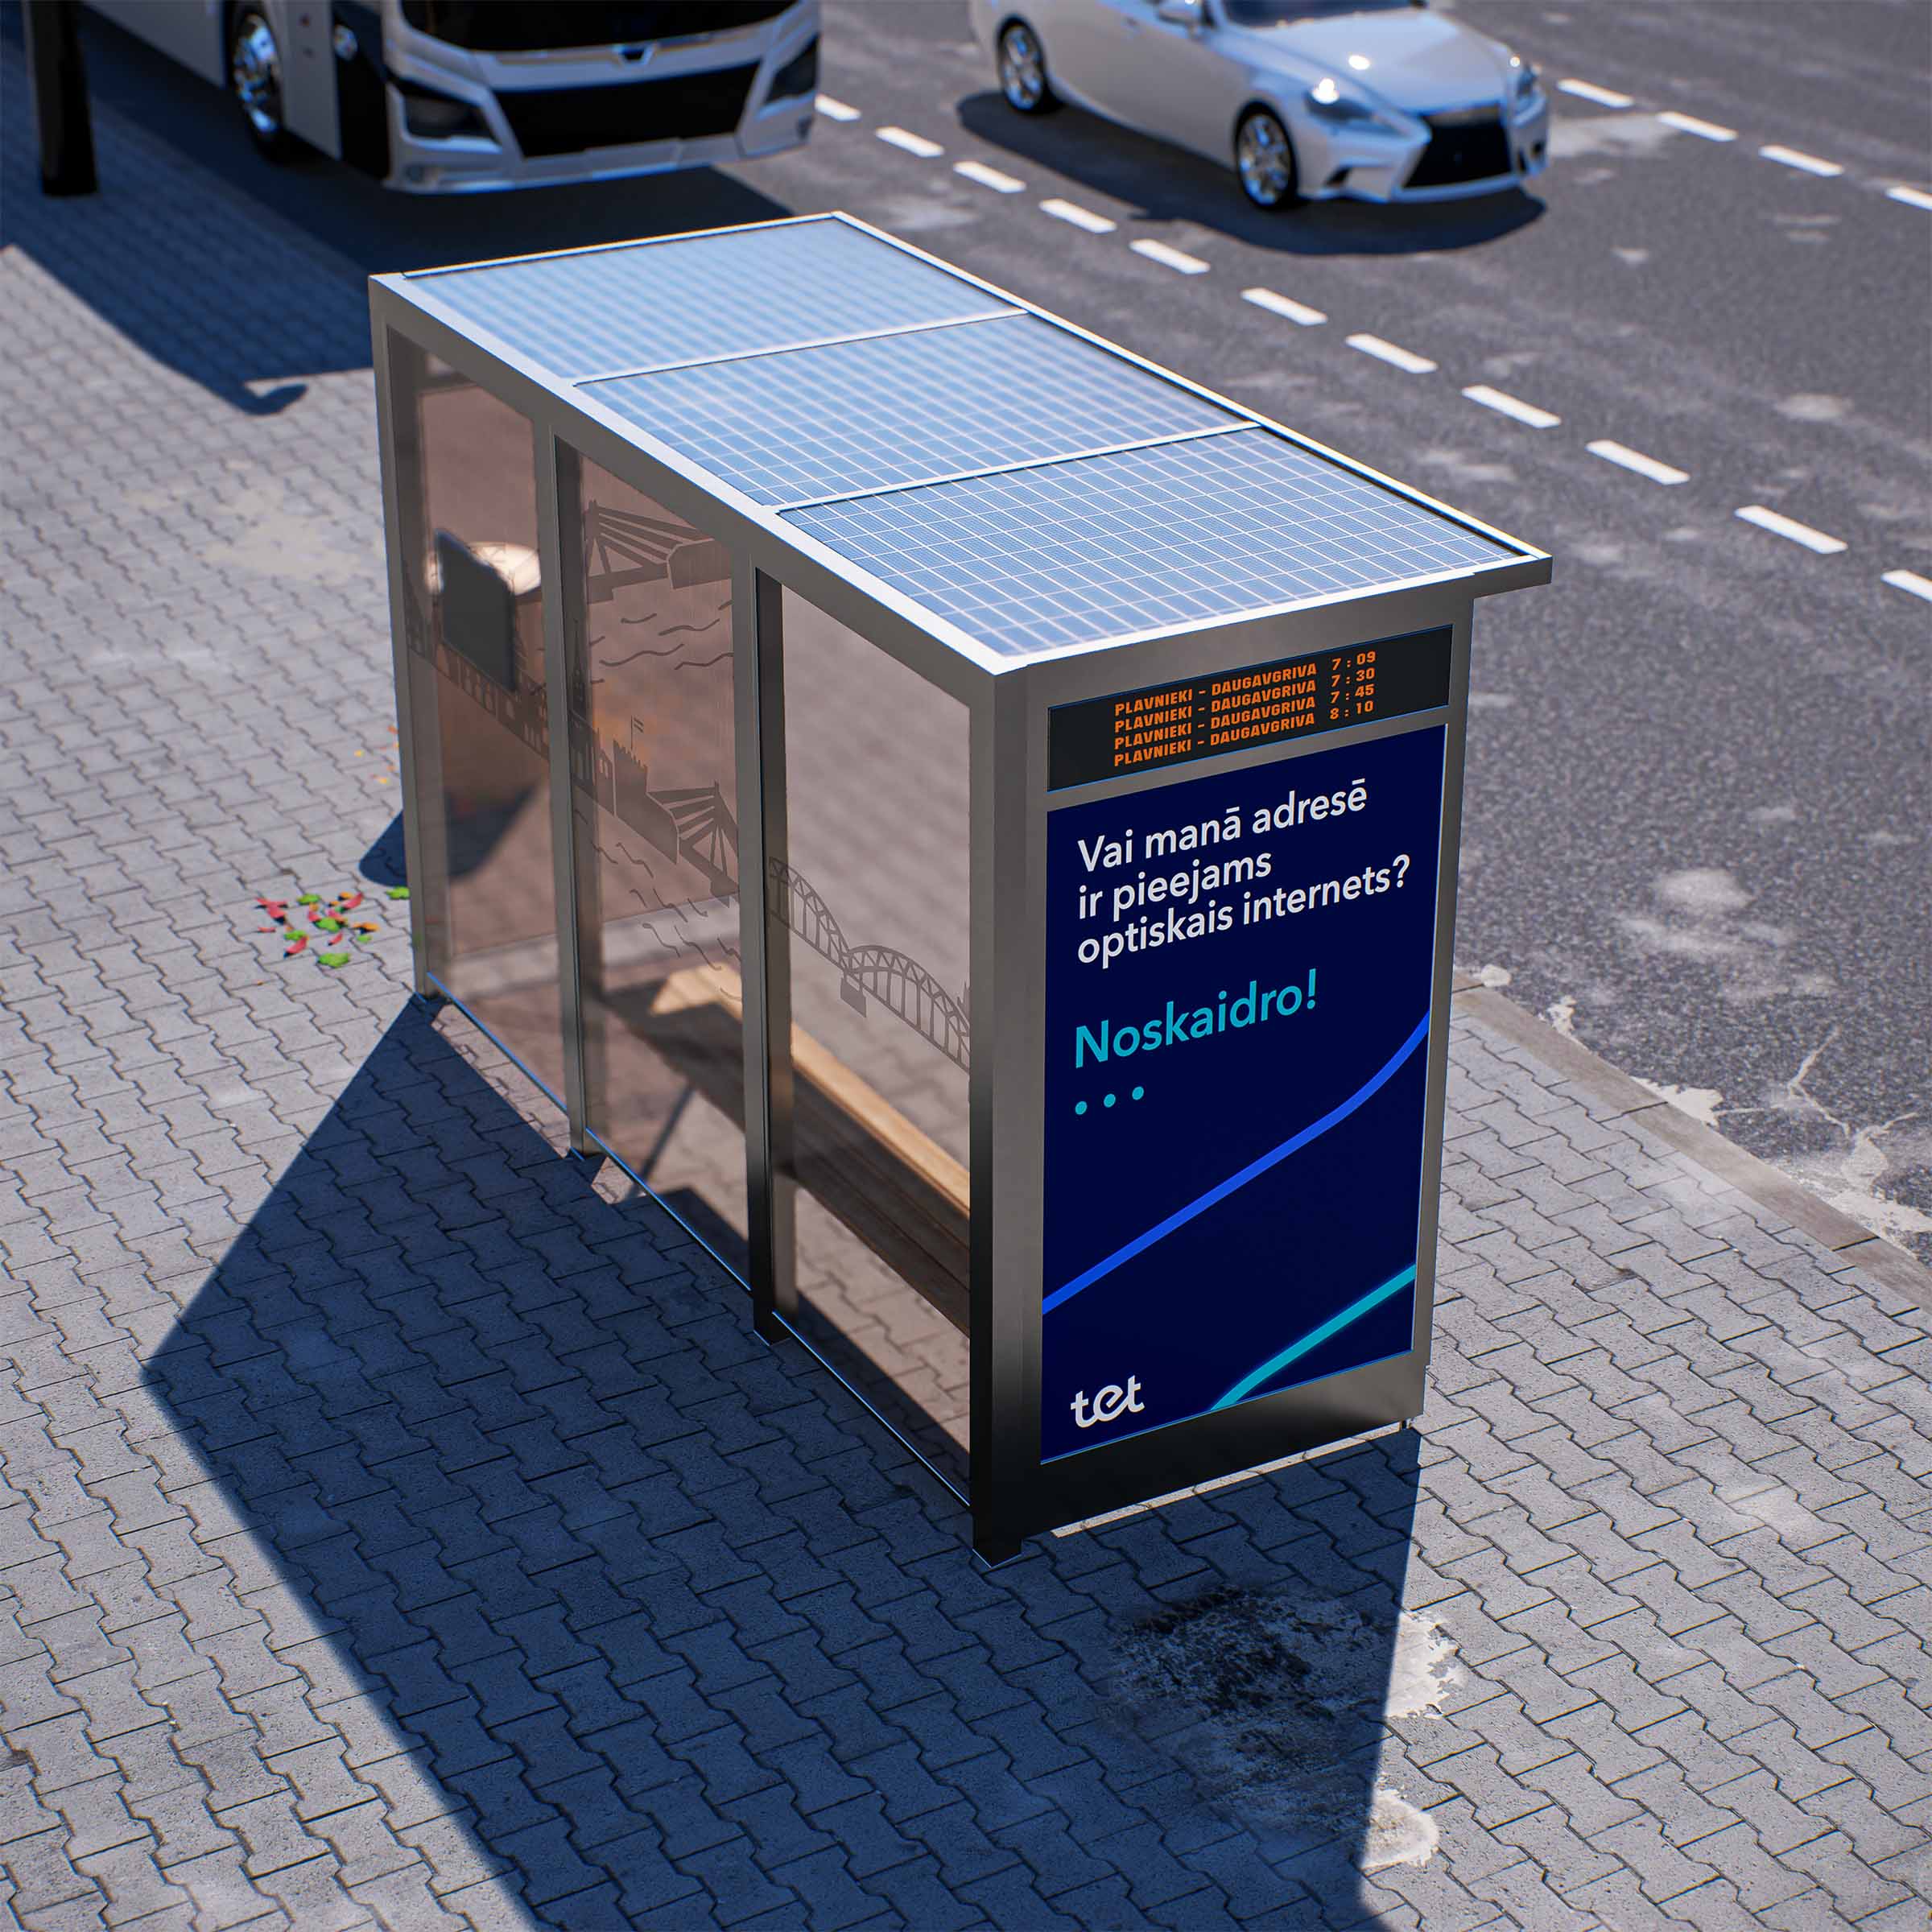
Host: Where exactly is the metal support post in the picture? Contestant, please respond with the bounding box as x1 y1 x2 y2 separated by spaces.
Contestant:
24 1 96 197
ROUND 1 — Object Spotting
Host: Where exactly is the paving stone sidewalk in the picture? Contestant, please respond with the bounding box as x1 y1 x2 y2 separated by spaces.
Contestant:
4 38 1931 1932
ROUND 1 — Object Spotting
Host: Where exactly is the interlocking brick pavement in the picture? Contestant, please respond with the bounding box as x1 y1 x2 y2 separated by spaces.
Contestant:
4 28 1931 1932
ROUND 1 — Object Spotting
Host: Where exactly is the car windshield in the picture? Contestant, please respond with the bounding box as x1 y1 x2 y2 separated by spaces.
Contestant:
1220 1 1418 25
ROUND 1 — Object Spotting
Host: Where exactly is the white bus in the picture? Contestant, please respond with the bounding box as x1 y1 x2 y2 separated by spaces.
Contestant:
86 1 819 192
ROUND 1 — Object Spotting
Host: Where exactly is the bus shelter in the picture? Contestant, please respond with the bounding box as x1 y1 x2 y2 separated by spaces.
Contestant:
370 215 1548 1563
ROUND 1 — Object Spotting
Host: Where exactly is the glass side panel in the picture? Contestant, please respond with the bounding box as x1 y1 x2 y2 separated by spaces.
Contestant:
776 589 971 1489
563 451 748 1264
392 341 565 1100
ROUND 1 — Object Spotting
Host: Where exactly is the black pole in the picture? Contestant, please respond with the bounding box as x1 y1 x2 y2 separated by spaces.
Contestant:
23 0 97 196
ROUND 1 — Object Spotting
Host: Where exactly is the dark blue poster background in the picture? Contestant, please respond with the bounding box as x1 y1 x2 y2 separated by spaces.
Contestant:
1041 727 1446 1462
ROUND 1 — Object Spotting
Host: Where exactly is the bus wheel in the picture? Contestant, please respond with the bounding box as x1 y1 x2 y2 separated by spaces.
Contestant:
230 8 293 159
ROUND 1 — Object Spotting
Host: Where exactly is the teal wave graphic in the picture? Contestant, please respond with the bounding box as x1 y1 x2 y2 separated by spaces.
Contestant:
1212 1265 1418 1411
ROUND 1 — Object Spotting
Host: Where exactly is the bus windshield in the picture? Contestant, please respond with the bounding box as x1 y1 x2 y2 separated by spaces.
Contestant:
400 2 795 52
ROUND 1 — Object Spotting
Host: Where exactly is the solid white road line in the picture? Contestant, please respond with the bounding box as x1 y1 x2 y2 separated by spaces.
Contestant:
1657 110 1736 142
877 126 943 157
1130 238 1210 275
1346 333 1437 374
815 95 861 122
1736 506 1847 555
1040 197 1117 233
1241 287 1327 326
1587 439 1689 485
955 159 1024 193
1462 385 1562 429
1558 78 1634 108
1886 185 1932 212
1760 143 1843 177
1881 568 1932 602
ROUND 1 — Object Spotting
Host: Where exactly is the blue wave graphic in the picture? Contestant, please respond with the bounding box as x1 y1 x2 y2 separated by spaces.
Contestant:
1212 1265 1418 1410
1042 1012 1430 1316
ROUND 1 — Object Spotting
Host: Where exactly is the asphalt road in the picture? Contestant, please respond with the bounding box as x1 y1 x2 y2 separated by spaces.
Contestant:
35 0 1932 1261
750 0 1932 1261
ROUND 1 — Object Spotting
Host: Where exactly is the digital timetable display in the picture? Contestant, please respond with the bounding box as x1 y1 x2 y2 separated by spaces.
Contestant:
1047 625 1452 791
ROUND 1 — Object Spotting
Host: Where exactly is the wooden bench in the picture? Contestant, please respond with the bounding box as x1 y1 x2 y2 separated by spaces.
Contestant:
617 964 971 1331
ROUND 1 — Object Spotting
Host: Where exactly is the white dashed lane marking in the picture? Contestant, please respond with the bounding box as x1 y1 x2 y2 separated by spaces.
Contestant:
1040 197 1117 233
1558 78 1633 108
1130 238 1210 275
1657 110 1736 142
1241 287 1327 326
823 84 1909 584
1463 386 1562 429
955 159 1024 193
1347 334 1437 374
877 126 943 158
1736 506 1847 554
1760 143 1843 178
1587 440 1689 485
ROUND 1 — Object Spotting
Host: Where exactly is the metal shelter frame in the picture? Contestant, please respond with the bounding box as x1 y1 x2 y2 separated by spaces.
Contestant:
370 213 1550 1563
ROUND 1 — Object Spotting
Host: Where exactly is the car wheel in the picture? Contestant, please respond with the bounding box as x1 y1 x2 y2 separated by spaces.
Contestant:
229 6 294 159
1236 107 1300 210
997 21 1059 115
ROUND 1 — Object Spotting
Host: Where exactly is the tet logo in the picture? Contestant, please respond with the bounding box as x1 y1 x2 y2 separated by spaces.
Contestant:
1071 1378 1145 1430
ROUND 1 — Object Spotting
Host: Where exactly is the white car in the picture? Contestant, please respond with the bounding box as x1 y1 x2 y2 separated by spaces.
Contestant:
970 0 1549 210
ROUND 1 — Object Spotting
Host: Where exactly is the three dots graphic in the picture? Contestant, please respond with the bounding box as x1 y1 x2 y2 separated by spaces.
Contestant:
1075 1087 1145 1116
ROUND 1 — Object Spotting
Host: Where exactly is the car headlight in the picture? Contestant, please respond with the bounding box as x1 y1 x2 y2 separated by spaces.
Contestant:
1510 56 1542 110
1305 76 1385 126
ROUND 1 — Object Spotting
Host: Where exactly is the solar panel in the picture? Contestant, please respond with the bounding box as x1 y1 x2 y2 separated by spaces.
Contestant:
782 431 1517 656
411 219 1009 380
391 217 1538 663
581 314 1241 507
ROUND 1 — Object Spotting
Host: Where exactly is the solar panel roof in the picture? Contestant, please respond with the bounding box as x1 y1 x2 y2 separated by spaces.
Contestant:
785 431 1514 657
400 217 1538 664
581 313 1241 508
411 220 1010 380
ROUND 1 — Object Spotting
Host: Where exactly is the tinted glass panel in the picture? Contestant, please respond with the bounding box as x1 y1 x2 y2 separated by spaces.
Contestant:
564 452 748 1259
392 341 566 1100
775 592 971 1487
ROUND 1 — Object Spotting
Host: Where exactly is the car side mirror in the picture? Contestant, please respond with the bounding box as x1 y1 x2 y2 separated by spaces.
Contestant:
1156 0 1204 27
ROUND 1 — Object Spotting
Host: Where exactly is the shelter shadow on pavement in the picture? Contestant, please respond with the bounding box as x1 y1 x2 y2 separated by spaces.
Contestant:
956 90 1542 258
141 999 1426 1928
0 8 790 412
358 815 410 894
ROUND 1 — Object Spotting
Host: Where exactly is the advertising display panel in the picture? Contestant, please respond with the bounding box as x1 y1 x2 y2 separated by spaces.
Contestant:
1041 716 1445 1463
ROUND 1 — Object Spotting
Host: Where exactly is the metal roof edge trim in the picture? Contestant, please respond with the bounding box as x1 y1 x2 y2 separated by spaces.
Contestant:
367 274 1009 695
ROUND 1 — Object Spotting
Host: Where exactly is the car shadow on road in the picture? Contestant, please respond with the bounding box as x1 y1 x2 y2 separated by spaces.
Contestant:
0 6 790 411
956 89 1542 256
141 1000 1429 1924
